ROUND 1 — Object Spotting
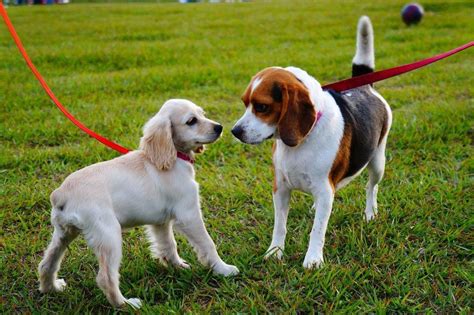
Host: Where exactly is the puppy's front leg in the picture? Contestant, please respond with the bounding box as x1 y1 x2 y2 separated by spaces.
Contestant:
146 222 190 269
265 185 291 260
303 182 334 269
175 202 239 276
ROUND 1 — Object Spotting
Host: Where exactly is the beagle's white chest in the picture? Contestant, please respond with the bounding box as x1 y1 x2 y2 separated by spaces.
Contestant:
273 125 342 195
274 141 318 194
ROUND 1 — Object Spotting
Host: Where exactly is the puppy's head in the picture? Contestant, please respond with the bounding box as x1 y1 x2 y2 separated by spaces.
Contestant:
231 67 316 147
140 99 223 170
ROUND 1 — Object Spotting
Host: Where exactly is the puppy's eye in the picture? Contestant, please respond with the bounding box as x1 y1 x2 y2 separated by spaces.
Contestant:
186 117 198 126
254 103 269 113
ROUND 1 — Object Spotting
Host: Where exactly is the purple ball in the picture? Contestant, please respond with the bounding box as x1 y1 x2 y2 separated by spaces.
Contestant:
401 3 424 25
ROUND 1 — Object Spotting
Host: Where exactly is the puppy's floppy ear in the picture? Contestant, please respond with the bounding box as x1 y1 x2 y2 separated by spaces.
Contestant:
140 115 177 170
277 83 316 147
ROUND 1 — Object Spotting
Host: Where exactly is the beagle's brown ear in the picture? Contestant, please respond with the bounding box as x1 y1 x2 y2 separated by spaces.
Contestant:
139 116 177 170
278 83 316 147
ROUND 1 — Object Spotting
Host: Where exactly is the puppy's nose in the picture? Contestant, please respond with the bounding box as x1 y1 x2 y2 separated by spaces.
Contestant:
214 124 223 135
231 125 244 140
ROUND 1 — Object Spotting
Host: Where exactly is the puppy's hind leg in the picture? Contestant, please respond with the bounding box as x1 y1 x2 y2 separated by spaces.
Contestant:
146 222 190 269
365 140 387 221
38 221 78 293
85 217 141 309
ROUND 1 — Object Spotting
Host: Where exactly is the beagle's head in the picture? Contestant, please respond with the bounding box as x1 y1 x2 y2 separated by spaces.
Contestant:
231 67 317 147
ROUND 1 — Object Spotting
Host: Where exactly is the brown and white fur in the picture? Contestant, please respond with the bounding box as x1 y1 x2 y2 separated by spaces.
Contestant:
38 99 239 309
231 16 392 268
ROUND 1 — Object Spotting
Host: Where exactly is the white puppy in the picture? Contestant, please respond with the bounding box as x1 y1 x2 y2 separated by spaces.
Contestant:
38 99 239 309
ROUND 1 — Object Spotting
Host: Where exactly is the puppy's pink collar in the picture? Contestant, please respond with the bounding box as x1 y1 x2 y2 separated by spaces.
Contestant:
177 151 194 164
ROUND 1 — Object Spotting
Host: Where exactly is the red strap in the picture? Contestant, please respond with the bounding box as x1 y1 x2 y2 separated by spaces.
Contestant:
322 41 473 92
1 4 472 155
0 4 131 154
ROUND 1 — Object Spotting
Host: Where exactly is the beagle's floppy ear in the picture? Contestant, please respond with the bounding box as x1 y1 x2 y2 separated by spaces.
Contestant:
139 115 177 170
277 83 316 147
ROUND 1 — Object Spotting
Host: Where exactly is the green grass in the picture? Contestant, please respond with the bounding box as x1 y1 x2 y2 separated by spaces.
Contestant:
1 0 473 313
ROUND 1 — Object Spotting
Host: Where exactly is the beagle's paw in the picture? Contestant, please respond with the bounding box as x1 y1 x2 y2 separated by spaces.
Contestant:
264 246 284 260
303 254 324 269
365 213 375 222
213 263 239 276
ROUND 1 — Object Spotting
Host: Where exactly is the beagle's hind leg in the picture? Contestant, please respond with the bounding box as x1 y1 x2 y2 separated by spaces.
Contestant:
365 139 387 221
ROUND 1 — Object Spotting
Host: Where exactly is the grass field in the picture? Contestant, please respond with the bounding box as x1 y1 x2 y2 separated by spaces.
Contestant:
1 0 473 313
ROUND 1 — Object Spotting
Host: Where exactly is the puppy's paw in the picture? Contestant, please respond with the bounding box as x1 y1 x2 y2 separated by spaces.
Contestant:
174 258 191 269
39 278 67 293
164 256 191 269
303 255 324 269
53 279 67 292
213 263 239 277
125 298 142 309
155 252 191 269
264 246 284 260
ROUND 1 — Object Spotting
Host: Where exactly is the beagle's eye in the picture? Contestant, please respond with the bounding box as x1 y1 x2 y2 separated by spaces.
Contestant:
253 103 269 113
186 117 198 126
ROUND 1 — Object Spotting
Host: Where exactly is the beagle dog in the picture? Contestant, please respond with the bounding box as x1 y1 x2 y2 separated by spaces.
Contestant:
38 99 239 309
231 16 392 269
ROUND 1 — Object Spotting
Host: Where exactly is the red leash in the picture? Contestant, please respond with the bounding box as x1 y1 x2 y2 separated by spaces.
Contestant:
322 41 473 92
0 4 130 154
1 4 472 155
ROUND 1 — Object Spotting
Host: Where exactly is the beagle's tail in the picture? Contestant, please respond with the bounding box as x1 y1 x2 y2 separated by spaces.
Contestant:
352 16 375 77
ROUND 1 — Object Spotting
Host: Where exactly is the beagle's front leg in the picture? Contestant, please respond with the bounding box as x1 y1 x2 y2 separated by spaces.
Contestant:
265 185 291 260
303 181 334 269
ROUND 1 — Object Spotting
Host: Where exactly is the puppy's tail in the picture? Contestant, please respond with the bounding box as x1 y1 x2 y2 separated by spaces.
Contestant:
50 188 67 212
352 16 375 77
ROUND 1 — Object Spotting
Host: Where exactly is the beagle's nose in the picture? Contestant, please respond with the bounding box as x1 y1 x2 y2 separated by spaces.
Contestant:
231 125 244 140
214 124 223 135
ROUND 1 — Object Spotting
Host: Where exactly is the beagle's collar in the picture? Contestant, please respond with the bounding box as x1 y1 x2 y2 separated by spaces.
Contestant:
177 151 194 164
316 111 323 123
311 111 323 132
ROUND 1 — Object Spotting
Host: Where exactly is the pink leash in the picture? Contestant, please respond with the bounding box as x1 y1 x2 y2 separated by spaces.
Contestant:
1 4 472 155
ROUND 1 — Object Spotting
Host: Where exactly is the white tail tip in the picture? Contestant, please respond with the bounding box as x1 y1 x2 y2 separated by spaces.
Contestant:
352 15 375 69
